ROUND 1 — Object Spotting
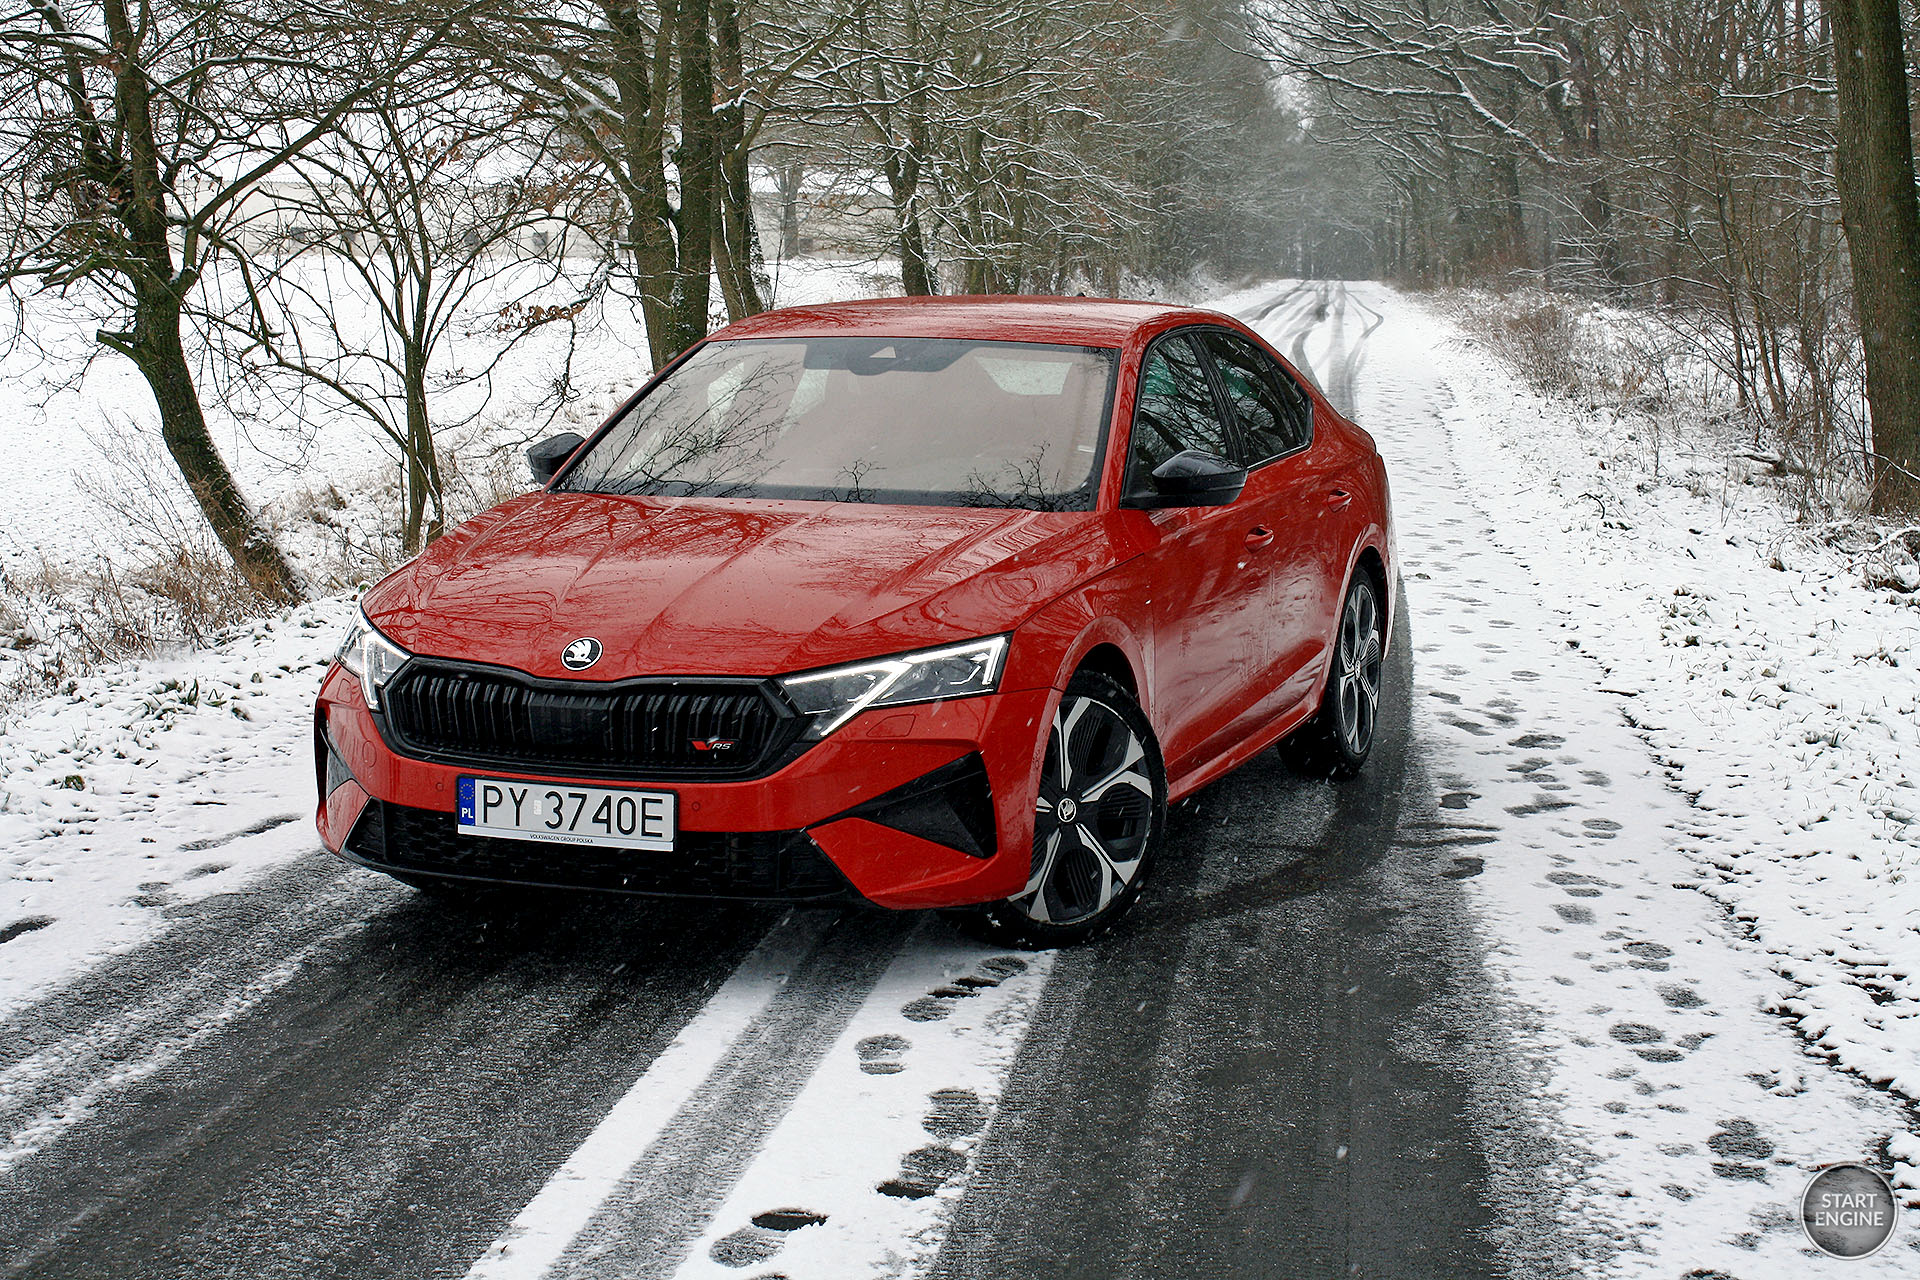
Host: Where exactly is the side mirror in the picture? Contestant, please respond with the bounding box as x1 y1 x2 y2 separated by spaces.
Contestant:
1132 449 1248 509
528 432 585 486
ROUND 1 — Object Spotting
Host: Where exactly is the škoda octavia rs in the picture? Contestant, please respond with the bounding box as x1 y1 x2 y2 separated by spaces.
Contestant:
316 297 1395 945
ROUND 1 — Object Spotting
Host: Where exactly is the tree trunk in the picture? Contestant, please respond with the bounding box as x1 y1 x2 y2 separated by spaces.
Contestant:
603 1 684 370
710 0 766 320
127 287 301 602
400 343 443 555
777 162 803 260
1826 0 1920 512
670 0 717 356
1550 20 1624 291
880 146 934 295
100 0 300 602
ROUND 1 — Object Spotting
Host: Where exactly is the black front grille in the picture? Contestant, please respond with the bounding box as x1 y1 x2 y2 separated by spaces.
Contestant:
345 800 855 900
379 660 801 780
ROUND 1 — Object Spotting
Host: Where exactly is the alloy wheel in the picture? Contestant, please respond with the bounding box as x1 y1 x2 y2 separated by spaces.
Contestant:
1015 693 1156 925
1335 580 1384 757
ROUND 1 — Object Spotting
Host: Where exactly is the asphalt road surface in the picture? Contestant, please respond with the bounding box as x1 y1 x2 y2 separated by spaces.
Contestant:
0 284 1563 1280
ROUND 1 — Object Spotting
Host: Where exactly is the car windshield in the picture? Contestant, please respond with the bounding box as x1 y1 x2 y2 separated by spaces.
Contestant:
557 336 1118 509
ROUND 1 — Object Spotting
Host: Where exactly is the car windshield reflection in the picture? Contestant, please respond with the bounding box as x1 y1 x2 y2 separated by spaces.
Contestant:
557 337 1118 510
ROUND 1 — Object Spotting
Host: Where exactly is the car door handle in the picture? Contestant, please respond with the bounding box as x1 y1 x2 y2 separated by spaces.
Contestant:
1244 525 1275 550
1325 488 1353 510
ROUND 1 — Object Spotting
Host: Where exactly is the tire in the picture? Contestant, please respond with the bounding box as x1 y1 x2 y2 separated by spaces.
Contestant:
1282 572 1386 780
968 671 1167 948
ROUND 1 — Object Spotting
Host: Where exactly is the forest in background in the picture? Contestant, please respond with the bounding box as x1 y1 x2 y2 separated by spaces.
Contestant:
4 0 1920 611
1261 1 1920 519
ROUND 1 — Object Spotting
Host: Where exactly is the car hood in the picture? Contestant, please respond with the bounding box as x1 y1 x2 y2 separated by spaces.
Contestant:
360 492 1119 679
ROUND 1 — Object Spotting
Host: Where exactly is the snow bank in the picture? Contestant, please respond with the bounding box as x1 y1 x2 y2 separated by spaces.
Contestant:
1403 289 1920 1188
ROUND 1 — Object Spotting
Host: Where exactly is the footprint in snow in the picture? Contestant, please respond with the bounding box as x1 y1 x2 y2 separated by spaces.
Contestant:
923 1088 988 1141
1548 872 1603 898
708 1209 827 1269
1510 732 1566 750
1611 1022 1683 1062
902 956 1026 1023
857 1033 910 1075
0 916 53 946
1623 941 1673 971
1707 1118 1774 1180
878 1145 968 1199
1508 796 1576 817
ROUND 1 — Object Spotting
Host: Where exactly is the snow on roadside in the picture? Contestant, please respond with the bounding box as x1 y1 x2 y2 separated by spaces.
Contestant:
0 596 353 1017
1390 289 1920 1184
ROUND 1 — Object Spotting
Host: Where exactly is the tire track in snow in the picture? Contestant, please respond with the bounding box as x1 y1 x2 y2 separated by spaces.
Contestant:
0 854 378 1171
542 909 909 1278
0 870 785 1279
1232 279 1310 324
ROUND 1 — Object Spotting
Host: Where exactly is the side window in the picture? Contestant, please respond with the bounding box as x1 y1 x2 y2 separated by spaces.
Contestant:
1201 331 1311 463
1126 334 1232 494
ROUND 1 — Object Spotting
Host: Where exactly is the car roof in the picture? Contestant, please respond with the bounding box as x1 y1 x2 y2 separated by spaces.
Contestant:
708 295 1233 347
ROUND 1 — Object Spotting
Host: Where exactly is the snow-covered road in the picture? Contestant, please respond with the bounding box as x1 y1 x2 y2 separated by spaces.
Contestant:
1 281 1914 1277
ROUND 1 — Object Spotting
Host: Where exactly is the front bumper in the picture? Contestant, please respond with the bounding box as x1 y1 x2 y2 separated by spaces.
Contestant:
314 663 1050 909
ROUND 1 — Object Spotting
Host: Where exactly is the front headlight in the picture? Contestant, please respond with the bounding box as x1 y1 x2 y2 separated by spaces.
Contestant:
780 636 1008 739
335 608 410 711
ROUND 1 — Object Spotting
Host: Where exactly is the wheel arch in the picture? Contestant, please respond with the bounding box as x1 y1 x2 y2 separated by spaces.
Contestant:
1072 642 1138 701
1353 543 1390 639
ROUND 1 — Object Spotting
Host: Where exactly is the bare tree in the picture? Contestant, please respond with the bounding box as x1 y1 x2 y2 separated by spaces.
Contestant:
0 0 454 601
207 82 602 554
465 1 837 366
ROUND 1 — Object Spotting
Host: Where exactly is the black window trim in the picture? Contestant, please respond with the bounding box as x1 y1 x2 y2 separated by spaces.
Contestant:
1191 324 1315 470
1123 328 1248 502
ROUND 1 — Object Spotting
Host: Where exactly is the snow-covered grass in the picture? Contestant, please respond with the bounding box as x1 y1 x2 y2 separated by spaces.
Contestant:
0 596 354 1015
1402 286 1920 1168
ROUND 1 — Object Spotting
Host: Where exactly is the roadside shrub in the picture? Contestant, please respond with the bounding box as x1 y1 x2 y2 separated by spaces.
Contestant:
1460 296 1582 398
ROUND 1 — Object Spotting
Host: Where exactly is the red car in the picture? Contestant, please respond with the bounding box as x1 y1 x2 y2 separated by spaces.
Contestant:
315 297 1394 945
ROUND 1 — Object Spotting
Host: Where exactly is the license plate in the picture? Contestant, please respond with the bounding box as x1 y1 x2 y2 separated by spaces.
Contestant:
457 777 676 851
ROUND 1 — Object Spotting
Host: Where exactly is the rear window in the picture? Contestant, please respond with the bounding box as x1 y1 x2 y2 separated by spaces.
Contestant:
560 337 1119 510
